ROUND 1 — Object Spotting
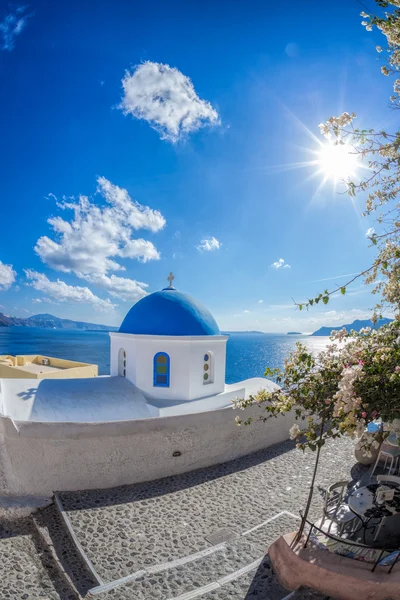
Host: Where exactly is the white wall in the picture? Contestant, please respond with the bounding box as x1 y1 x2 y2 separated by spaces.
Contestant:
110 333 228 401
0 403 295 497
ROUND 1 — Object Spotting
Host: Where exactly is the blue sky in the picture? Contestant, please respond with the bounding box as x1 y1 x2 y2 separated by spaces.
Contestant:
0 0 396 332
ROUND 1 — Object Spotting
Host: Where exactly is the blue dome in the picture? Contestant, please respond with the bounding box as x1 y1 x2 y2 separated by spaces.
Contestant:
119 288 220 336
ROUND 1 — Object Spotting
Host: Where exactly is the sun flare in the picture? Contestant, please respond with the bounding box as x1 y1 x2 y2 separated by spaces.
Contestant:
316 142 359 182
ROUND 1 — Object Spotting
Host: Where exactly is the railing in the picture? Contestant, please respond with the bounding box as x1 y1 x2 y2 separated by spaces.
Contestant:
299 511 400 574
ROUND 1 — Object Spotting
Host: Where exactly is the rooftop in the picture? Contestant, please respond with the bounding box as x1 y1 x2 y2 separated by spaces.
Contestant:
0 376 273 422
0 354 98 380
119 285 221 337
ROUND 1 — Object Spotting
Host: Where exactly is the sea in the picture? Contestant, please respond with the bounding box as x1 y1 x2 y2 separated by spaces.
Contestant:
0 327 329 384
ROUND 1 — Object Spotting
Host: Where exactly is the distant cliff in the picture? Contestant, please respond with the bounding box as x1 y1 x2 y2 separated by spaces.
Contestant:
0 312 118 331
311 317 393 337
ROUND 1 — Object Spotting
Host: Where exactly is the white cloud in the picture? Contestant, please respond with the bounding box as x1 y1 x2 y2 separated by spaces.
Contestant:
243 309 250 314
196 236 221 252
0 261 16 290
118 61 220 142
258 300 264 304
118 238 160 261
271 258 291 269
0 6 31 51
366 227 375 238
98 177 165 233
82 273 148 302
25 270 116 311
35 177 165 299
32 297 57 304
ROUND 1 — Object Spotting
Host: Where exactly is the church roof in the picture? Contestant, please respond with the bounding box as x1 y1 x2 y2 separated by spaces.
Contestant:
119 287 220 336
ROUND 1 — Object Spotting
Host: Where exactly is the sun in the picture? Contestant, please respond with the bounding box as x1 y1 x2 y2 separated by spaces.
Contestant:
315 141 359 182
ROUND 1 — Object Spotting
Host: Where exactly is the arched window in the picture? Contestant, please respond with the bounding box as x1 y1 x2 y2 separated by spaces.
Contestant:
153 352 170 387
118 348 126 377
203 352 214 384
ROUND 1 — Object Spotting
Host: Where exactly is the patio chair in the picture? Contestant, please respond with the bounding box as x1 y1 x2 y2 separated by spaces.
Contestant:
373 474 400 541
371 447 400 478
320 480 358 535
376 474 400 485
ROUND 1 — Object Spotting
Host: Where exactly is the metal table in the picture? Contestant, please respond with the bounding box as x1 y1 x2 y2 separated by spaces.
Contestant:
348 482 400 544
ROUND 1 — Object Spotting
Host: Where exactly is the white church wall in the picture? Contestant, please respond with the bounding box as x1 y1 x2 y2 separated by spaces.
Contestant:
187 340 226 399
109 333 227 401
0 402 295 497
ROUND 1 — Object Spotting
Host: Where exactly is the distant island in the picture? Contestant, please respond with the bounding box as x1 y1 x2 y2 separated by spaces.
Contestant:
287 331 302 335
311 317 393 337
0 312 118 332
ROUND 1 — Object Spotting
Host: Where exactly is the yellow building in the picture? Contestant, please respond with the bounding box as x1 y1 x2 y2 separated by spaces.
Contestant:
0 355 98 379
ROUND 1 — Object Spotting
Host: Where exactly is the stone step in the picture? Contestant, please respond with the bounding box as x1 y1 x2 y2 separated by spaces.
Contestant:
0 516 79 600
83 512 301 598
36 497 302 599
32 503 98 598
88 549 322 599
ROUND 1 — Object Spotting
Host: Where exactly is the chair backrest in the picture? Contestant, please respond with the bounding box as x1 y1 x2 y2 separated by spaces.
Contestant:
377 474 400 484
324 481 349 516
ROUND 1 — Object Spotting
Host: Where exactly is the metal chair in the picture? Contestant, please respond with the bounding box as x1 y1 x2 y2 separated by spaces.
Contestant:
376 474 400 485
320 480 358 535
371 447 400 477
373 474 400 541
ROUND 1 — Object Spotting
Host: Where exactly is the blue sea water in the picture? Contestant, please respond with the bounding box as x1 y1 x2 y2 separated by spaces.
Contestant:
0 327 329 384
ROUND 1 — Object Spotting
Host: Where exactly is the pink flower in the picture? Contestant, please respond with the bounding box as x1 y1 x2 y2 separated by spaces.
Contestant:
359 360 364 365
371 410 378 419
325 399 331 405
395 366 400 373
361 411 367 419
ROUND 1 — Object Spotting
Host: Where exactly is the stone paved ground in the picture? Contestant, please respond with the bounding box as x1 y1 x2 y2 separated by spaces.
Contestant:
0 436 367 599
58 436 362 582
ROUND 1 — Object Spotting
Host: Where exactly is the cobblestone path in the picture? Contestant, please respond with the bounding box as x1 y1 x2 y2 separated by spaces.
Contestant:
0 436 364 599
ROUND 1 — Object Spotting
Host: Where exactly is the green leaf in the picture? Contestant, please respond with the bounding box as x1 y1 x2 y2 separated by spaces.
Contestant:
341 287 346 295
322 296 329 305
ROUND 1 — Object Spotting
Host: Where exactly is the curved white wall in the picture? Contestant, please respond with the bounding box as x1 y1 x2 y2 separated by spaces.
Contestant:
0 403 295 497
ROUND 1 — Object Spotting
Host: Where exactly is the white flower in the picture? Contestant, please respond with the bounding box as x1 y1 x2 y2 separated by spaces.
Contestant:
390 419 400 435
289 423 301 440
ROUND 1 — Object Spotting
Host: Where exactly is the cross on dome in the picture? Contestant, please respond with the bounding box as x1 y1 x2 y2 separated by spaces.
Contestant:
167 272 175 288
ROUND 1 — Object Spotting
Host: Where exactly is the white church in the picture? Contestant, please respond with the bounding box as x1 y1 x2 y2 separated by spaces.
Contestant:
0 275 288 497
0 274 278 423
110 273 228 402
